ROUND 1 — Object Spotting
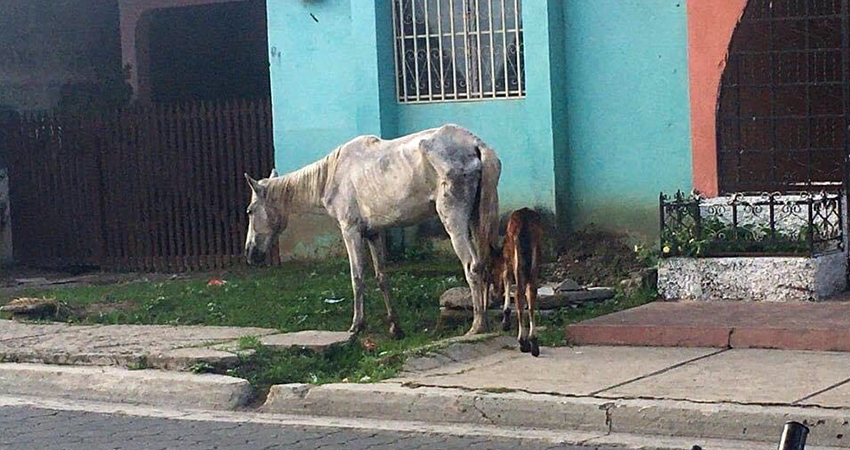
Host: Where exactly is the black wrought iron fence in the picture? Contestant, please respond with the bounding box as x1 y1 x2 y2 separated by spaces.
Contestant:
659 190 844 257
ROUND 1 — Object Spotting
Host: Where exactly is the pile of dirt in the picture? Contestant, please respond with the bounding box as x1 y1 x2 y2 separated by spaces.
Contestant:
543 227 643 287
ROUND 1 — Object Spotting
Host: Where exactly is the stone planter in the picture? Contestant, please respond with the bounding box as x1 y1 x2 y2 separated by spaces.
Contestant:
658 253 847 301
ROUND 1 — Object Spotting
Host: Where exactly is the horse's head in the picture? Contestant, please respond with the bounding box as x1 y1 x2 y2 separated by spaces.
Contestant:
244 169 284 265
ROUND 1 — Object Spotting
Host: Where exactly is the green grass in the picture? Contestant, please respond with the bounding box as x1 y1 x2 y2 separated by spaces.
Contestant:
6 258 465 331
2 256 656 392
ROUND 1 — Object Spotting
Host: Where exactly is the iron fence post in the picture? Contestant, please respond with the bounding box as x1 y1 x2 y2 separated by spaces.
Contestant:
838 189 846 250
778 421 809 450
808 196 815 256
659 192 665 255
693 197 701 244
769 193 776 244
732 197 739 241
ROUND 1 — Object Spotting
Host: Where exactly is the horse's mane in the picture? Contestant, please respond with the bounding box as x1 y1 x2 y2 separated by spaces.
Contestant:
264 146 343 211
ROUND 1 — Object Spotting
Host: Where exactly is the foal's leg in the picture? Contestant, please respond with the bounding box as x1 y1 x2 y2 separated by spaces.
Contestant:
527 282 540 357
501 271 512 332
341 226 369 334
515 274 530 353
367 232 404 340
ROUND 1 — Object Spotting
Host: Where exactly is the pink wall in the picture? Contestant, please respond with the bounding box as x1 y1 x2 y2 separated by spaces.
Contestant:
687 0 747 196
118 0 250 100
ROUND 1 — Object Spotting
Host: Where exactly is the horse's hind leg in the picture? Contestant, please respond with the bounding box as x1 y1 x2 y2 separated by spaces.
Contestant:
436 181 488 335
367 232 404 340
446 227 487 335
341 226 369 335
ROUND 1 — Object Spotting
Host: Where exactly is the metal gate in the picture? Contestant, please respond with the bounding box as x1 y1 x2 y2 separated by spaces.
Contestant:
1 99 276 271
717 0 848 194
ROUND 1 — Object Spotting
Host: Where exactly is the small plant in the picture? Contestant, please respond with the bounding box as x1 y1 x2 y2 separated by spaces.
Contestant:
188 362 216 374
402 239 435 261
127 356 149 371
633 243 661 267
237 335 261 351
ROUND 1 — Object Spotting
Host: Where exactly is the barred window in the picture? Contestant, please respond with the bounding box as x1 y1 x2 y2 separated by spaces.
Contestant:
392 0 525 103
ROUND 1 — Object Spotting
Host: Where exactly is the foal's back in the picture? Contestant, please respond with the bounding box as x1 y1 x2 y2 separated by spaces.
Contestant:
504 208 543 283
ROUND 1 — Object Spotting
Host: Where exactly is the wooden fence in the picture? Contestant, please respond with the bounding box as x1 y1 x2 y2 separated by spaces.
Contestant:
2 99 276 271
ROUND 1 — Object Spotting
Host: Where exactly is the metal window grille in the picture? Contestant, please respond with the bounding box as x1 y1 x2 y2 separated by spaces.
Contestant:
717 0 848 193
392 0 525 103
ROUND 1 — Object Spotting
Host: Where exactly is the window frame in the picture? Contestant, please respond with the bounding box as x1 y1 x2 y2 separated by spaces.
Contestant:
391 0 526 104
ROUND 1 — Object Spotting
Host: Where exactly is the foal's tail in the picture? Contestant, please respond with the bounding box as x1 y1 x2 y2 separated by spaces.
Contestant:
473 143 501 264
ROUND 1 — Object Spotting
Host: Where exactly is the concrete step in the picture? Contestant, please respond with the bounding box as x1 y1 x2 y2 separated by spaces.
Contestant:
0 363 252 410
566 301 850 351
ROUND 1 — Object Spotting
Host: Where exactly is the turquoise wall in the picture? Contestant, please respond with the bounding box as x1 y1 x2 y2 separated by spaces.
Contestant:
267 1 389 173
266 0 694 248
268 1 562 214
559 0 692 236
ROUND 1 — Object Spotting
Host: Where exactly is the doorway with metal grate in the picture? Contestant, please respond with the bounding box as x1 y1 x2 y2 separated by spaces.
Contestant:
717 0 848 193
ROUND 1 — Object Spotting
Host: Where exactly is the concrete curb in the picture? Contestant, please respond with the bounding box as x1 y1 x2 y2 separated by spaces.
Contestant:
399 334 516 375
0 363 252 410
262 382 850 448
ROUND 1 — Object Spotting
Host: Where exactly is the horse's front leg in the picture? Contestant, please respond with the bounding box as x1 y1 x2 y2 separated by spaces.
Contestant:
367 232 404 340
341 226 369 335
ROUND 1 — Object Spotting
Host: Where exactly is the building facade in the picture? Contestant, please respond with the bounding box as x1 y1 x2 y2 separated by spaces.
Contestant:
266 0 693 255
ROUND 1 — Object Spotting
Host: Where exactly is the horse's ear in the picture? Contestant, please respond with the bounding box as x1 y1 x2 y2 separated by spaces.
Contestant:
269 168 279 178
244 173 265 198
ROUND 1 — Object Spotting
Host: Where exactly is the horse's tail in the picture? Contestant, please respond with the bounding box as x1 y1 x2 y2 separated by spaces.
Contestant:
473 143 501 265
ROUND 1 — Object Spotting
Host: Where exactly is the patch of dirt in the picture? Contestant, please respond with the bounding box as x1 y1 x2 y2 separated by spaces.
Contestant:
543 226 643 287
0 267 191 298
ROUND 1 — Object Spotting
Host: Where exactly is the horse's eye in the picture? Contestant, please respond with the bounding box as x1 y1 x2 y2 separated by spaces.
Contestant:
246 209 252 215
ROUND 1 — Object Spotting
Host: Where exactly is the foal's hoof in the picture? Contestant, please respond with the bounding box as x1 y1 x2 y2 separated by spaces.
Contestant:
501 310 511 332
519 339 531 353
389 323 405 340
530 337 540 357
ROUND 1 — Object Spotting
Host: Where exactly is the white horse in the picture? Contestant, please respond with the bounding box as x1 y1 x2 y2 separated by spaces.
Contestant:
244 125 501 338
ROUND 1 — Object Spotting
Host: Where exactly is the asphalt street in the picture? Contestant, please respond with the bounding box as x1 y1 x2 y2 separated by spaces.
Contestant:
1 405 593 450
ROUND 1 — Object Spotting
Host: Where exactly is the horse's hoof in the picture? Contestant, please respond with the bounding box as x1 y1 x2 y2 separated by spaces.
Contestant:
389 323 405 340
501 311 511 332
348 323 365 335
530 337 540 357
519 339 531 353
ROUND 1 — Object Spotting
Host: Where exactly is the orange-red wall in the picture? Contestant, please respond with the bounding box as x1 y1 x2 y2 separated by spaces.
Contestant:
687 0 747 196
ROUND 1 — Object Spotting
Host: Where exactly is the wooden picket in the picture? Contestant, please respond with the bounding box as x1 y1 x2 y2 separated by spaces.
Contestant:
1 99 276 271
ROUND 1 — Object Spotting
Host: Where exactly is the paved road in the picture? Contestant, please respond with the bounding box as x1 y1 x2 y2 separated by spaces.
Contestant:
1 405 582 450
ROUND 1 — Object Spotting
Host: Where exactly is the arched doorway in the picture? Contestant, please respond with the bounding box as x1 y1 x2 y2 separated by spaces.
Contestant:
717 0 847 193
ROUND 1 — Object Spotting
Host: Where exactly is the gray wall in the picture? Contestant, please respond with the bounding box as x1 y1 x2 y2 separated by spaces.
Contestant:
0 0 125 113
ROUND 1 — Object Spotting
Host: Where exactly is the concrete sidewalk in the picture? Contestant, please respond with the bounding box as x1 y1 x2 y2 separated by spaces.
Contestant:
0 319 352 409
266 342 850 448
4 318 850 448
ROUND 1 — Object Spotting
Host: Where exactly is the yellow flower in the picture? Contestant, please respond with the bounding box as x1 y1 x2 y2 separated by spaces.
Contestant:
662 245 670 254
